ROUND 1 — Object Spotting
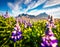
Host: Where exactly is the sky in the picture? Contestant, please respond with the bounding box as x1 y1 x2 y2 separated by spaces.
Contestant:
0 0 60 18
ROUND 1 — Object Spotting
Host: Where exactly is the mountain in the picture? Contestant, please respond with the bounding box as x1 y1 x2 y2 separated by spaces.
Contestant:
18 13 35 18
17 12 48 18
18 13 28 17
36 12 48 18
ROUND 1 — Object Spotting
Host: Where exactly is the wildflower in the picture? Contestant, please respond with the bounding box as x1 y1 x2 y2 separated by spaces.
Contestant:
24 22 27 28
10 23 22 42
41 16 58 47
3 11 10 18
27 22 32 27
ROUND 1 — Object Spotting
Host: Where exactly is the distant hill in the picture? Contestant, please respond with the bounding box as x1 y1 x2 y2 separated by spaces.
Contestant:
18 13 36 18
17 12 48 18
36 12 48 18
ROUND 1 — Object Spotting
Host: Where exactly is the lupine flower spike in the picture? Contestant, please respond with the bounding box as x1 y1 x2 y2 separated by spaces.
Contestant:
3 10 10 18
10 18 22 42
41 16 58 47
27 22 32 27
27 20 32 27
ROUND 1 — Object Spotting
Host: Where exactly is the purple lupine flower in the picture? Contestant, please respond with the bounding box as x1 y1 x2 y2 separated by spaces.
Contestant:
14 36 17 42
24 23 27 28
41 16 58 47
10 30 17 42
41 43 45 47
10 23 22 42
17 35 22 40
17 31 22 35
19 18 23 24
17 30 22 40
41 40 50 47
27 22 32 27
10 36 17 42
3 11 10 18
12 31 16 36
23 20 26 24
14 27 17 31
41 35 58 47
48 30 54 36
50 42 58 47
50 23 56 28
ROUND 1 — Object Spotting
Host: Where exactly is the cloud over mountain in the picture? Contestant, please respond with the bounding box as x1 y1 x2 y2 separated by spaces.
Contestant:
0 0 59 18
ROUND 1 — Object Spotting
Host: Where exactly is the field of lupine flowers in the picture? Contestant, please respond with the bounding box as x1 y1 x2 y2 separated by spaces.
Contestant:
0 16 60 47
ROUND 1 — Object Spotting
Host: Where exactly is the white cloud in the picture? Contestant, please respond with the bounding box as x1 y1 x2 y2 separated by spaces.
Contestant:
45 7 60 18
31 0 46 9
27 9 38 16
27 9 46 16
44 0 60 8
8 0 22 11
24 0 46 13
24 1 36 13
8 2 14 10
8 0 46 16
25 0 46 12
27 7 60 18
11 10 23 17
24 0 31 4
8 0 23 16
7 0 60 18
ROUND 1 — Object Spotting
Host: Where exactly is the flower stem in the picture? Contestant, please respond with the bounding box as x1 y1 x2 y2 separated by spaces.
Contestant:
14 42 16 47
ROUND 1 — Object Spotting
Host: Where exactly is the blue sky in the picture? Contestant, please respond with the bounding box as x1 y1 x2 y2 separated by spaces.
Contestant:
0 0 60 18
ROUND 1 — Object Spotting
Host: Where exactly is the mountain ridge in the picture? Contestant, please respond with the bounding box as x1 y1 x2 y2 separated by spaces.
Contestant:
17 12 48 18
